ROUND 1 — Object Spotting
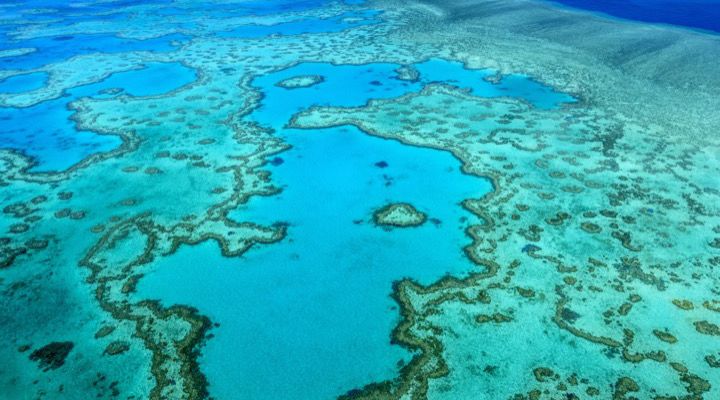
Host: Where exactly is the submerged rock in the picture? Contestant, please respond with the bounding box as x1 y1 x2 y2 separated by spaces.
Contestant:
29 341 74 371
104 340 130 356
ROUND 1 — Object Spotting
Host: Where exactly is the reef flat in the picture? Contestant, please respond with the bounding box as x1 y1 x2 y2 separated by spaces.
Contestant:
0 0 719 399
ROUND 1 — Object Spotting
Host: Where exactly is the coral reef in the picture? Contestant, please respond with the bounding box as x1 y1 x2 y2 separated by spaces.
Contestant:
1 0 719 398
275 74 325 89
373 202 427 228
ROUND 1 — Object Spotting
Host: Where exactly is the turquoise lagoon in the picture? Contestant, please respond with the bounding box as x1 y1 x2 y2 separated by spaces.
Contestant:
0 33 190 70
136 60 571 398
0 71 48 94
216 10 381 38
137 127 487 399
0 62 196 171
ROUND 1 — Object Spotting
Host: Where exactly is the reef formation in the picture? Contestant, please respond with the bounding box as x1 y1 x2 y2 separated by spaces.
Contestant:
275 74 325 89
373 203 427 228
0 0 719 399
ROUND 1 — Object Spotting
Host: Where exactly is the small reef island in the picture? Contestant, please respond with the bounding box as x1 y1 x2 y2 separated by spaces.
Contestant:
275 74 324 89
373 203 427 228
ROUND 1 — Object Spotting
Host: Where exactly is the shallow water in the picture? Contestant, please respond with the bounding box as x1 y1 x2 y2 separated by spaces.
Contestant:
0 71 47 93
2 1 719 399
0 62 196 171
135 59 570 398
137 125 487 398
414 59 576 109
0 33 190 71
216 10 381 38
137 61 492 399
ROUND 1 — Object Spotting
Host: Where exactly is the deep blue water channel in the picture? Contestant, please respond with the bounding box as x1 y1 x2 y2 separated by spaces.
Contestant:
548 0 720 33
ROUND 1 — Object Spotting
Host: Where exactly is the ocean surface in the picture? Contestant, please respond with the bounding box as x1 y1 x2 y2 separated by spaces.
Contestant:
1 0 719 399
549 0 720 33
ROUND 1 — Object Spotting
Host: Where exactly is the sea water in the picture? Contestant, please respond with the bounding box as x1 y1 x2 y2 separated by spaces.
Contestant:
4 0 716 399
136 59 570 399
0 62 196 171
548 0 720 33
